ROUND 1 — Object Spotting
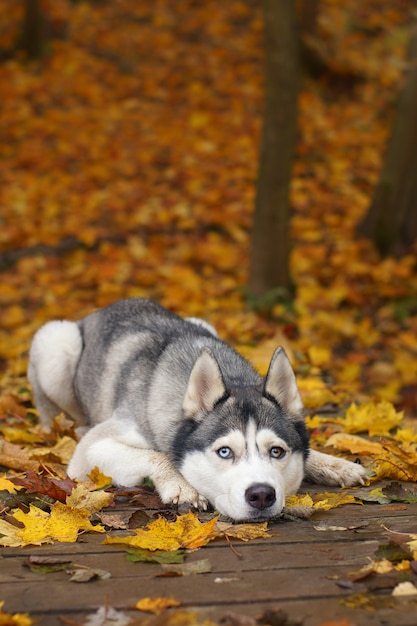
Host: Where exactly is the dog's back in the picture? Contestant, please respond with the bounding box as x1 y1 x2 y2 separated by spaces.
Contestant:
74 299 262 452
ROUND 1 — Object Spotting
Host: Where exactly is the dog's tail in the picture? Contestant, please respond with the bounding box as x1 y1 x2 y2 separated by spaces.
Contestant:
28 320 85 427
185 317 218 337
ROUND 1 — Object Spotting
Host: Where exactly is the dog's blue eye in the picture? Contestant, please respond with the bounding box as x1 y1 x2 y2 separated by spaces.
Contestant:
217 446 233 459
270 446 286 459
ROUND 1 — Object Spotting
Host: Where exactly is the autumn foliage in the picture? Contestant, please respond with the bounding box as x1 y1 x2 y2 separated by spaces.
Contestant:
1 6 417 598
0 0 415 417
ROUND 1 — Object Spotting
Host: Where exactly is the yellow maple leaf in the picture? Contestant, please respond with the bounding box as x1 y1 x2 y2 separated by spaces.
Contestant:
66 484 113 513
285 493 314 508
30 436 76 464
344 400 403 436
297 378 340 409
311 492 359 510
286 492 357 511
0 426 44 445
9 502 105 546
307 345 332 368
104 512 218 552
0 519 24 547
304 414 344 430
395 560 411 571
0 474 18 493
348 558 394 580
325 433 384 456
406 537 417 560
371 440 417 482
394 428 417 444
214 521 271 541
87 467 113 489
133 597 181 614
0 602 32 626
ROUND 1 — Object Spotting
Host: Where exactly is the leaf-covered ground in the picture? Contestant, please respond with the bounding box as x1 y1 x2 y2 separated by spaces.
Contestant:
1 5 417 621
0 0 416 414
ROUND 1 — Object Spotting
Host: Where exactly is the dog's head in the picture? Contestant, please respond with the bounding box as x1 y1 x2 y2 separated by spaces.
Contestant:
176 347 309 521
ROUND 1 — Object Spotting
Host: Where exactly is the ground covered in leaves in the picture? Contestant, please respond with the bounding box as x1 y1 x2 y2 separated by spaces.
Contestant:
1 0 417 624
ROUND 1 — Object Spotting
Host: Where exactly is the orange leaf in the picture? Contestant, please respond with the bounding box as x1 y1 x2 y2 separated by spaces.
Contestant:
133 597 180 614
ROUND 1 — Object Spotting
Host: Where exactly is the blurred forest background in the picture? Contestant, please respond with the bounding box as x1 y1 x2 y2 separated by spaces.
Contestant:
1 0 416 416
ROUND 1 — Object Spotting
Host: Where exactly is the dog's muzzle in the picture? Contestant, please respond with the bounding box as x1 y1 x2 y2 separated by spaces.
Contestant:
245 483 276 511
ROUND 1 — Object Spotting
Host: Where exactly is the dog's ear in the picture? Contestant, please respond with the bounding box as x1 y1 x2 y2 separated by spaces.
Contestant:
183 348 226 419
263 347 304 417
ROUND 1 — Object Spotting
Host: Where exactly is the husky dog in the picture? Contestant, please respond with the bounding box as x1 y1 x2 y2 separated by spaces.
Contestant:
28 298 367 521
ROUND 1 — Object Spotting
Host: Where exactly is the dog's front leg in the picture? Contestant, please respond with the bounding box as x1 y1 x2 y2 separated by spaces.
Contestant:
67 420 208 510
305 449 368 487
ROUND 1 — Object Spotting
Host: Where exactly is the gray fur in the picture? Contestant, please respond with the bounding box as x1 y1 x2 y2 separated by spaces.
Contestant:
28 298 368 521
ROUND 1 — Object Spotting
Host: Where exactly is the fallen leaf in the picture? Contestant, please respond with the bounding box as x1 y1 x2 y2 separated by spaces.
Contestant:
382 481 417 504
0 440 40 473
104 512 218 551
343 401 403 436
87 467 113 490
214 577 241 584
23 556 73 573
66 484 113 513
159 558 212 577
215 521 271 541
0 395 28 418
285 493 314 508
83 606 131 626
287 492 358 511
371 440 417 481
67 566 111 582
392 581 417 596
30 435 76 464
340 592 395 610
218 611 257 625
0 519 27 548
48 413 79 442
2 502 105 546
314 520 369 532
126 548 185 564
325 433 384 455
374 541 411 564
0 425 44 445
355 486 391 504
133 597 181 614
256 608 301 626
313 492 359 511
97 511 139 530
10 471 76 502
0 475 18 493
0 601 33 626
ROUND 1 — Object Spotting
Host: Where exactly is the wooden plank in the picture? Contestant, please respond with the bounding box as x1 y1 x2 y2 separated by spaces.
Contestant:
12 599 417 626
2 574 417 626
2 503 416 558
1 500 416 625
1 539 380 581
0 564 368 612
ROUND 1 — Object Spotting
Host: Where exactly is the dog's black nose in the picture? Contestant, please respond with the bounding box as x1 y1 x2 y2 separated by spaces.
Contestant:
245 483 276 510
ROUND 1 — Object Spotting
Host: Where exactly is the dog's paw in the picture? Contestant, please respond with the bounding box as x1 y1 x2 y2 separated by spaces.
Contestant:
158 479 209 511
305 449 368 487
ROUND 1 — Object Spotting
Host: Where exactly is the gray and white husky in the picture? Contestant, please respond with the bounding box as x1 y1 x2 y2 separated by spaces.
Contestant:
28 298 367 521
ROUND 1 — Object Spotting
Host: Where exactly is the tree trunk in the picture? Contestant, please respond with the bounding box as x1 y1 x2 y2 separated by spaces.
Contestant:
19 0 45 60
249 0 300 299
357 8 417 255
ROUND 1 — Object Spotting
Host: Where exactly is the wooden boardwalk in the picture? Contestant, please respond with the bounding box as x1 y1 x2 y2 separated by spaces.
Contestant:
2 483 417 626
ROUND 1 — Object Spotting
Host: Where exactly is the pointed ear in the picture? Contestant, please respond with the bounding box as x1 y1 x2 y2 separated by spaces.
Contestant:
264 347 304 417
183 348 227 419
